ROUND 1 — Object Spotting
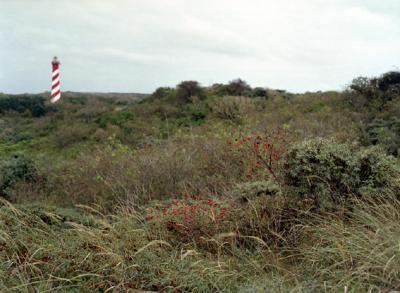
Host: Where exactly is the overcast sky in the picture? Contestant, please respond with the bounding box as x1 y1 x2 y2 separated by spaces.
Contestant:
1 0 399 94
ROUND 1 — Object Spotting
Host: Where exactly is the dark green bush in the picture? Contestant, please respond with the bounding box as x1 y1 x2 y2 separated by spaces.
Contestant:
377 71 400 92
251 87 268 98
232 180 280 201
361 117 400 156
283 138 399 208
0 154 37 198
190 110 207 124
226 79 252 96
151 87 176 99
176 81 204 104
31 103 46 117
209 83 228 96
96 110 135 128
0 95 48 117
349 71 400 111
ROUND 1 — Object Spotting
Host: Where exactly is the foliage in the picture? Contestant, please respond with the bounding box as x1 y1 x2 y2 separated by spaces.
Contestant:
0 94 48 117
283 138 399 209
349 71 400 111
361 117 400 156
96 109 134 128
211 96 254 123
0 154 37 197
229 128 291 184
34 137 245 208
146 194 231 242
147 86 177 104
226 78 252 96
52 124 92 148
251 86 268 98
232 180 280 201
176 80 204 104
151 86 175 99
377 71 400 92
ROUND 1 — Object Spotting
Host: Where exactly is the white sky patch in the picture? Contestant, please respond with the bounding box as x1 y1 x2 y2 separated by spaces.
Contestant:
0 0 399 93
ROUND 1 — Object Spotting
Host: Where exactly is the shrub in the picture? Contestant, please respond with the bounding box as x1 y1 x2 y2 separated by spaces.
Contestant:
52 124 92 148
145 192 306 249
357 147 400 194
348 71 400 111
208 83 228 96
96 110 134 128
229 128 291 183
190 109 207 122
211 96 255 123
283 138 399 209
361 117 400 156
31 103 46 117
151 87 176 99
174 105 208 127
0 95 48 117
146 195 232 243
0 154 37 197
232 180 280 202
75 103 109 122
226 79 252 96
65 96 88 105
251 87 268 98
42 137 245 208
176 81 204 104
377 71 400 92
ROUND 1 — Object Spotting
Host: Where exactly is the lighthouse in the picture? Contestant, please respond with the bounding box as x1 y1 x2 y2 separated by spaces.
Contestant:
50 56 61 103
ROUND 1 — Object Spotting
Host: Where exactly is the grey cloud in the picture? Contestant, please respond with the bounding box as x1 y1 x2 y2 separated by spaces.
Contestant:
0 0 399 94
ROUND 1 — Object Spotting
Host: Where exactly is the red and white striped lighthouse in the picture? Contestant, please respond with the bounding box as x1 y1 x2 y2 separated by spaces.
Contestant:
50 56 61 103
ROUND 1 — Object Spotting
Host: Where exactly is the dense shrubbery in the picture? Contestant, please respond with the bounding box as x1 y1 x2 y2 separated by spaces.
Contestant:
346 71 400 157
211 96 255 123
149 78 268 106
0 94 48 117
349 71 400 111
361 117 400 156
52 124 92 148
176 80 205 104
251 86 268 98
96 109 135 128
0 154 38 198
232 180 280 200
283 138 399 208
0 71 399 291
225 78 252 96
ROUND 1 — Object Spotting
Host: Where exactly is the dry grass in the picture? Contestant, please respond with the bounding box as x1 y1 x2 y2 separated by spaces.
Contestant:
299 194 400 291
2 190 400 291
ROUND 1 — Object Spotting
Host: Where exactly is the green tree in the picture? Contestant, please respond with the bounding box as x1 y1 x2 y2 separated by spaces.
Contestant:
252 87 268 98
349 71 400 111
226 79 252 96
176 81 204 104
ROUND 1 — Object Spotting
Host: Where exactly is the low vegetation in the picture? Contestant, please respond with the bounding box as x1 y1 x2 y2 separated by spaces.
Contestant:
0 71 399 291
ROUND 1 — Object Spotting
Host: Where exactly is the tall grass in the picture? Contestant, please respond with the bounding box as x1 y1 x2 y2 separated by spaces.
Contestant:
300 194 400 291
2 192 400 291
